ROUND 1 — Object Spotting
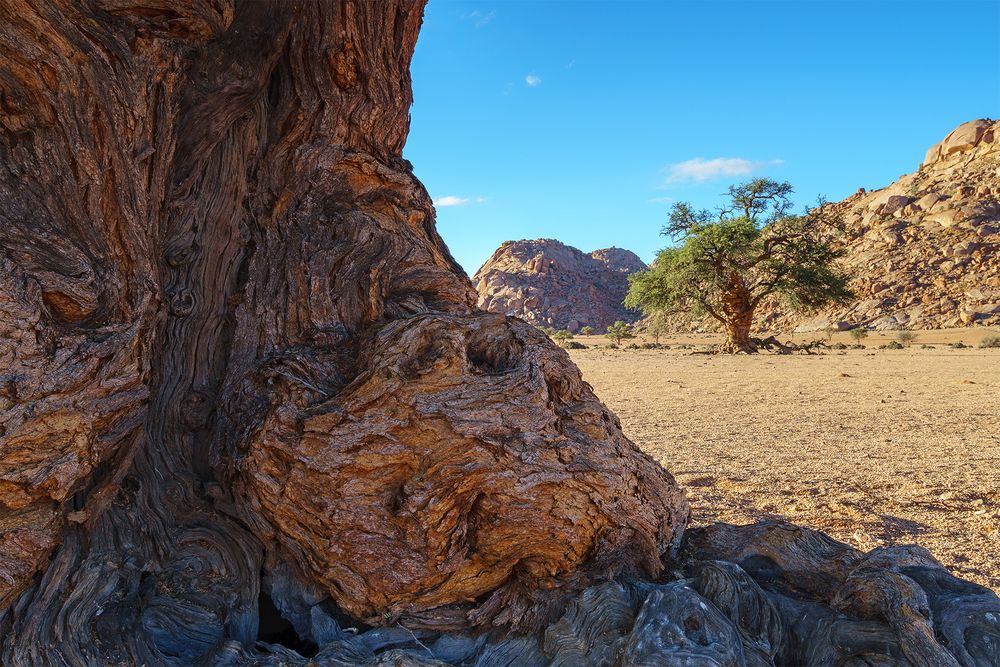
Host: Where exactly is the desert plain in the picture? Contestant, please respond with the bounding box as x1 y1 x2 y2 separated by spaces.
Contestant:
569 328 1000 592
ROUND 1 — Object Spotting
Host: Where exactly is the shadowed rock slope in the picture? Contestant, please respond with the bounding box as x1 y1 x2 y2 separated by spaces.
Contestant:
474 239 645 332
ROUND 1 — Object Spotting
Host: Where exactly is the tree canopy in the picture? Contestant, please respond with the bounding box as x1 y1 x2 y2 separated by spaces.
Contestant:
625 178 853 352
605 320 636 345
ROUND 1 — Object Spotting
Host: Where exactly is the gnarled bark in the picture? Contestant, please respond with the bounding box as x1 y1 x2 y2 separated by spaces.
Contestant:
719 273 756 353
0 1 687 663
1 2 997 666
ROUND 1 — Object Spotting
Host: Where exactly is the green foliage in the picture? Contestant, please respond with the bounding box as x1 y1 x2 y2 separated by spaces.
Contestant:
895 329 917 346
562 340 587 349
605 320 635 344
625 179 853 335
848 327 870 342
980 334 1000 349
551 329 574 342
579 326 596 336
880 340 905 350
645 310 671 344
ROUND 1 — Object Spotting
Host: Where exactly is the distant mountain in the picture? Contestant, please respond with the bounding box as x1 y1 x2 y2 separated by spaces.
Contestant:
767 118 1000 331
473 239 645 332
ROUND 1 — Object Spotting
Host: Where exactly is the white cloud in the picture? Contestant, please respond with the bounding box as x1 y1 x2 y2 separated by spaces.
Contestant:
565 59 576 69
434 196 470 207
461 9 497 30
525 73 542 87
434 195 487 208
463 10 495 28
662 157 784 184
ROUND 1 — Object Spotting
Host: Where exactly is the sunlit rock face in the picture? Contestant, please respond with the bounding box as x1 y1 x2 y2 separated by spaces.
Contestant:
474 239 646 332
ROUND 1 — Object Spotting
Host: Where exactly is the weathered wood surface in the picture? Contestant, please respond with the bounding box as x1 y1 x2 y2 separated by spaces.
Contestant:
0 1 997 665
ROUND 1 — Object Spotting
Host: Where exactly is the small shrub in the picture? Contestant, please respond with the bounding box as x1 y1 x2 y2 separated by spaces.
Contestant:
607 343 619 350
879 340 905 350
579 326 596 336
920 344 936 349
980 334 1000 349
895 329 917 346
851 344 866 349
646 310 671 345
949 341 969 349
551 329 574 343
831 342 848 350
562 341 586 350
848 327 870 343
605 320 636 345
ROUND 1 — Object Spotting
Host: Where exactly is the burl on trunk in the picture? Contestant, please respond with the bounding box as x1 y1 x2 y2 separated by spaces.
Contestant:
1 2 998 666
0 0 686 662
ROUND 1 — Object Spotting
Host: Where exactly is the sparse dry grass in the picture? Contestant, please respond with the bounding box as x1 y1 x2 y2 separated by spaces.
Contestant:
569 330 1000 591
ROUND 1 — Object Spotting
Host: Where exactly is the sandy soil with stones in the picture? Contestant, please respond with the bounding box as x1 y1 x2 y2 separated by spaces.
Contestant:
568 328 1000 592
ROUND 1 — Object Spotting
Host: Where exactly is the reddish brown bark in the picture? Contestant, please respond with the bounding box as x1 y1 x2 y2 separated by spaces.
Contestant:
1 2 997 665
719 273 756 353
0 1 688 662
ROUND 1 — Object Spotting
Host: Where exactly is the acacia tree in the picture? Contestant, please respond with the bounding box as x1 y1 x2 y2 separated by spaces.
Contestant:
646 310 670 345
626 179 853 353
605 320 636 345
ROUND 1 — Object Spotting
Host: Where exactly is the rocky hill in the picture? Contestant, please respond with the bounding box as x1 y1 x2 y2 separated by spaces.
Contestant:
769 118 1000 331
473 239 645 331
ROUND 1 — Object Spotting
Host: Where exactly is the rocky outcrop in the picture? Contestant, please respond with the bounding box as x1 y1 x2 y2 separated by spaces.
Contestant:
474 239 645 332
769 118 1000 332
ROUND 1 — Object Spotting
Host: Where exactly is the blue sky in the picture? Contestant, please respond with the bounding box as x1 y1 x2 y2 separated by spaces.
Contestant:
405 1 1000 276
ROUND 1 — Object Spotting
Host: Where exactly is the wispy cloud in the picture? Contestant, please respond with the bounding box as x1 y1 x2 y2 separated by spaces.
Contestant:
662 157 784 185
434 196 469 207
565 59 576 69
525 73 542 87
434 195 487 208
462 10 495 28
648 196 674 204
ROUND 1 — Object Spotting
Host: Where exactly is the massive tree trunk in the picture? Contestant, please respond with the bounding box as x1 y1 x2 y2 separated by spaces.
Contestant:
1 2 997 666
720 274 756 354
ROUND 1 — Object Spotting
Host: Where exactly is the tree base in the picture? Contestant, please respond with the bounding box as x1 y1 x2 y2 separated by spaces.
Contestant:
183 521 1000 666
718 340 758 354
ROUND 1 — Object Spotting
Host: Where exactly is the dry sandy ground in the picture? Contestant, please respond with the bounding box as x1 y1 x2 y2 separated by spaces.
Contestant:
568 330 1000 591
